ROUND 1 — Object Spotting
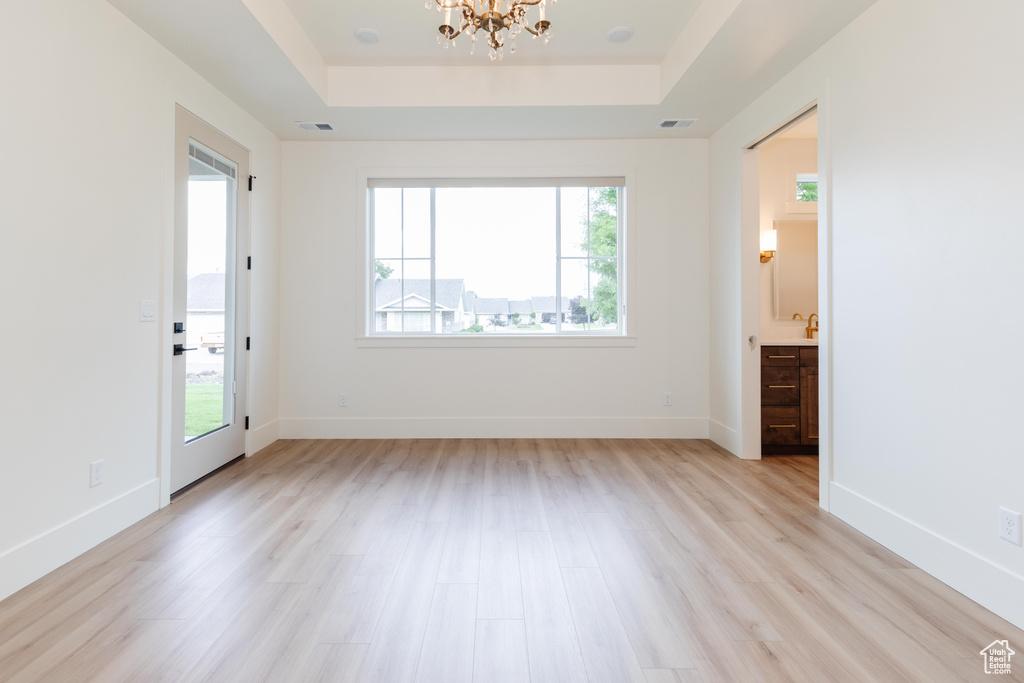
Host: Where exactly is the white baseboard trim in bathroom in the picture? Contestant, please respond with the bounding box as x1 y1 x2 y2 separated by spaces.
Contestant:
709 419 741 457
0 478 159 603
248 419 280 456
279 417 709 440
830 481 1024 630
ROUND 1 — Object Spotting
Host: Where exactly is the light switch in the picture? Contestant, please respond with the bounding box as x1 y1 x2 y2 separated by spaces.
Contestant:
139 300 157 322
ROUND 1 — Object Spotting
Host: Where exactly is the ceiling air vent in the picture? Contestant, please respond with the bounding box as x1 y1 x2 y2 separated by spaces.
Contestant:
659 119 697 129
297 122 334 131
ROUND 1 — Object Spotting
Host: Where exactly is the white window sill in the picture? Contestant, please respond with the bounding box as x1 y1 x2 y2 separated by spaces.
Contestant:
356 335 637 349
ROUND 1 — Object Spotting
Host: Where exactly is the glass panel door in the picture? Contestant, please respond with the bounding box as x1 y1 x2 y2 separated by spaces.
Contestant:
171 106 249 494
185 141 236 442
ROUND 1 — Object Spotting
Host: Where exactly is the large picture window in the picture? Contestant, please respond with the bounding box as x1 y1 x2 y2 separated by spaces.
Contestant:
368 178 625 336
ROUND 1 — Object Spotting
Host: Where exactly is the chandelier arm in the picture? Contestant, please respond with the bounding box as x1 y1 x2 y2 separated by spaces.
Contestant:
510 0 544 7
523 24 541 36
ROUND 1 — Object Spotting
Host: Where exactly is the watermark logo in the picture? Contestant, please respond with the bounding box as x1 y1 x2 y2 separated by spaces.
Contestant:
980 640 1015 675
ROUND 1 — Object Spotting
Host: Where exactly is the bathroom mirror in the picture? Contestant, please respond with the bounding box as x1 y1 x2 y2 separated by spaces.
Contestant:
773 220 818 319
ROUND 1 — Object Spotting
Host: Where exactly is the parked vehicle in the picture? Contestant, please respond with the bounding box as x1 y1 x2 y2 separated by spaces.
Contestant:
200 332 224 354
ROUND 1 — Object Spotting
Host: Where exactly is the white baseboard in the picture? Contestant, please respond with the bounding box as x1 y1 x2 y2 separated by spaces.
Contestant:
0 478 159 602
709 419 741 457
830 482 1024 630
279 417 709 440
248 419 279 456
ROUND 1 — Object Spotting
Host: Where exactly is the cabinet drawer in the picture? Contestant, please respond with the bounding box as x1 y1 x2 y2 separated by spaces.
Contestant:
761 346 799 366
762 407 801 445
761 367 800 405
800 346 818 367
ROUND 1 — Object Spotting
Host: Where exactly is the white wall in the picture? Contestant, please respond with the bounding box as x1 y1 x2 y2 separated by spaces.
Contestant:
709 0 1024 628
758 138 818 342
279 139 709 438
0 0 281 600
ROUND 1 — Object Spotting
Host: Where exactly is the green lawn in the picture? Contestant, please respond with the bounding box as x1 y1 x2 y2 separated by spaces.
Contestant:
185 383 225 438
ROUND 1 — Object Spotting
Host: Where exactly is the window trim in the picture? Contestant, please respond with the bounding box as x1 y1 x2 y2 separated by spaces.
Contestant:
357 167 636 346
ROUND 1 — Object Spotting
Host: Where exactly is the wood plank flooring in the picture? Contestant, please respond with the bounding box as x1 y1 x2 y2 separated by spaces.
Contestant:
1 439 1022 682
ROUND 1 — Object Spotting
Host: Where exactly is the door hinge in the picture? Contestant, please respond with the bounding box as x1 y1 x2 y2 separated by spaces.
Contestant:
248 175 254 191
245 416 249 430
246 337 250 350
247 256 251 270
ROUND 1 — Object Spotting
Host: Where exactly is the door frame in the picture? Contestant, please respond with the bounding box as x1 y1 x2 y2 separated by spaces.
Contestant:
739 87 833 511
158 104 252 506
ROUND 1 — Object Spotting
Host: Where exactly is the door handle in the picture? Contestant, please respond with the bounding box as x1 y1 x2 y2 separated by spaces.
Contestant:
173 344 197 356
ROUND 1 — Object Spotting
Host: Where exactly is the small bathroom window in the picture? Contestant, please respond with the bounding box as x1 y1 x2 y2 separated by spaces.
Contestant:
796 173 818 202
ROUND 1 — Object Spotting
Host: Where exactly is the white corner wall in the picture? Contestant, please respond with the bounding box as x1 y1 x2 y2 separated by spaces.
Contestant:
0 0 280 601
709 0 1024 628
279 139 709 439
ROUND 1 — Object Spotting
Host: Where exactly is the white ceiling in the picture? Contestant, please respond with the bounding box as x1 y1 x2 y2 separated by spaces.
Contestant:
105 0 877 141
283 0 703 66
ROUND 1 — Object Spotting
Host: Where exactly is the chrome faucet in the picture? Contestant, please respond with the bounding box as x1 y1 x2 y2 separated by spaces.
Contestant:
806 313 819 339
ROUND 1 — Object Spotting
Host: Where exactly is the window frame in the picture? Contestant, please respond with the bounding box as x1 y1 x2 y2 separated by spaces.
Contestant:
795 173 819 202
360 173 634 347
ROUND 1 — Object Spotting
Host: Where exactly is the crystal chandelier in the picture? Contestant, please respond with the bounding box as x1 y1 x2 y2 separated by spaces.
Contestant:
428 0 556 61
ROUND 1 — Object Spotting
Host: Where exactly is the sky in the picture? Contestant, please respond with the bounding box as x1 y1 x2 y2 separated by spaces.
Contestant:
373 186 600 301
187 178 231 279
185 181 611 305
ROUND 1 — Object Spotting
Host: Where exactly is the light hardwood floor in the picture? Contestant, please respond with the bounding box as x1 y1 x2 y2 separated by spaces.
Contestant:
1 439 1021 682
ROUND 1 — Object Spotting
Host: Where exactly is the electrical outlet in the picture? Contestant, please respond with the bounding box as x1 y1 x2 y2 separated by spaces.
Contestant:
999 507 1022 545
663 392 673 407
339 393 348 408
90 460 104 488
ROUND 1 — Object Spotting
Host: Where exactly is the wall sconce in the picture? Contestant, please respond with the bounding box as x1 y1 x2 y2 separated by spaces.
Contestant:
760 229 777 263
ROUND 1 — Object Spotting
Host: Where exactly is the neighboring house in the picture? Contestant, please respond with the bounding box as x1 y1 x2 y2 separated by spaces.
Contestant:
463 290 478 322
467 296 565 326
375 278 470 332
186 272 225 314
375 283 570 331
186 273 226 347
508 300 534 325
471 298 511 327
531 296 570 324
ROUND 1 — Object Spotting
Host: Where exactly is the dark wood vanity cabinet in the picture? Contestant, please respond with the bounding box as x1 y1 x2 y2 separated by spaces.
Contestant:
761 345 818 455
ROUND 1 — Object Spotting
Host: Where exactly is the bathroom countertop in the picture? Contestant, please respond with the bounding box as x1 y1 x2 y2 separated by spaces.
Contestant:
761 338 818 346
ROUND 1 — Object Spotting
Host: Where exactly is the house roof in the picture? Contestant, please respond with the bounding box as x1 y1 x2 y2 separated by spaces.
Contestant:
375 278 465 311
530 296 570 314
473 298 510 315
187 273 224 312
508 300 534 315
374 281 570 317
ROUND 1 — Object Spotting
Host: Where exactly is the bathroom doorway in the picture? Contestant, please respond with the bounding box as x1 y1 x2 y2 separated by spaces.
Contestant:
741 103 830 506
